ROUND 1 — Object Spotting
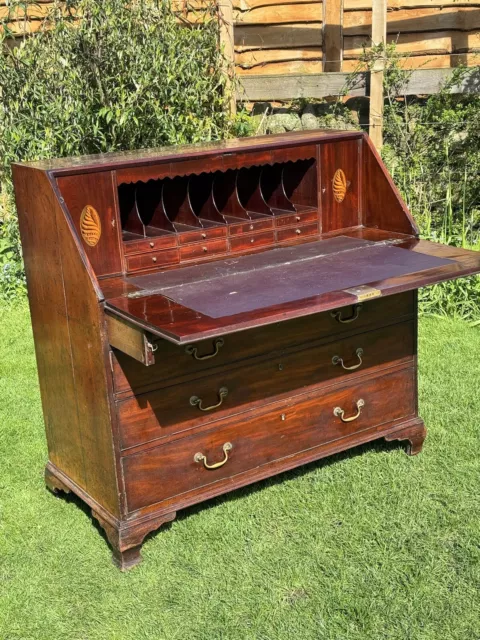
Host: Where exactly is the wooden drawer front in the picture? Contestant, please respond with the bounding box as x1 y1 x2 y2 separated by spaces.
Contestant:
117 321 414 449
229 230 276 253
275 210 318 228
179 239 228 261
178 226 227 245
126 248 179 272
228 218 273 236
112 291 415 397
276 222 319 243
122 366 416 512
124 235 177 255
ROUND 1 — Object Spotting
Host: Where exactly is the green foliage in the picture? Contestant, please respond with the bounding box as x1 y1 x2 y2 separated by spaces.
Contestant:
358 46 480 321
0 0 238 300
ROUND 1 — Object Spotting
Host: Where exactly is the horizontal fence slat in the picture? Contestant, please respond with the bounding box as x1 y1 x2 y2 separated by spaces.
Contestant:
235 22 322 47
342 51 480 70
344 7 480 35
237 58 323 73
234 2 321 24
236 46 322 68
238 71 367 98
238 67 480 100
345 0 480 9
344 30 480 57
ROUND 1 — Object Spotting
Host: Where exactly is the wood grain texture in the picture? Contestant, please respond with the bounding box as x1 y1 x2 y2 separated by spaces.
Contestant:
345 30 480 57
117 320 415 451
321 139 361 232
57 172 123 277
12 167 120 516
362 135 418 234
111 291 414 398
122 365 416 512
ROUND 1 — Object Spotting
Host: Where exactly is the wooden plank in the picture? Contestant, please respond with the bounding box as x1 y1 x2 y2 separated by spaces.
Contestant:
218 0 236 115
107 316 155 367
369 0 386 150
323 0 344 72
343 52 480 70
234 0 315 9
345 30 480 57
234 2 321 24
237 59 323 74
236 47 322 69
345 0 480 9
235 23 322 48
237 71 367 98
344 7 480 35
237 66 480 100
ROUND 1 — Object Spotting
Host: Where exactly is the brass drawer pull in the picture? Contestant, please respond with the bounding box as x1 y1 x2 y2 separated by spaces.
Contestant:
185 338 224 361
331 303 363 324
332 348 364 371
190 386 228 411
334 399 365 423
194 442 233 470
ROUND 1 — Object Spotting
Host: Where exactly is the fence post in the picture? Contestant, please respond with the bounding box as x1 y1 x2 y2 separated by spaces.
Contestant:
218 0 236 116
369 0 386 150
323 0 344 73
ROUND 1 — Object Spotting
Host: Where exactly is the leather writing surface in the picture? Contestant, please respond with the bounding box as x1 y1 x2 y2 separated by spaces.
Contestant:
140 240 452 318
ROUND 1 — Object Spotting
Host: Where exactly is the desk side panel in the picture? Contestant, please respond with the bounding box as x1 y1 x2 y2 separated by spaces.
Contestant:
12 166 120 517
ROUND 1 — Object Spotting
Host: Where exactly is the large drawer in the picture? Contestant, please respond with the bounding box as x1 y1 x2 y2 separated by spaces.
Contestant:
117 320 415 450
122 366 416 512
112 291 415 397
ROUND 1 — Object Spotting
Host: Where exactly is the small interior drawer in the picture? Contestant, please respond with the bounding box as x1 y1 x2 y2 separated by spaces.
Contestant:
122 365 416 512
277 222 319 243
179 239 228 261
124 234 177 255
126 248 179 272
275 209 318 228
178 225 227 246
116 320 415 450
229 230 276 253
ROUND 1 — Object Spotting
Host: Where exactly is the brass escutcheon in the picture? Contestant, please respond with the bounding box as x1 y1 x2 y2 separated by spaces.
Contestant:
194 442 233 469
190 386 228 412
334 399 365 423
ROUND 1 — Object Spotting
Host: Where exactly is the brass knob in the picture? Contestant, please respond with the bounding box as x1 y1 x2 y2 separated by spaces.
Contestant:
202 246 208 253
250 238 255 243
152 257 157 263
295 216 301 221
249 224 254 230
295 229 301 234
149 242 154 248
201 233 207 239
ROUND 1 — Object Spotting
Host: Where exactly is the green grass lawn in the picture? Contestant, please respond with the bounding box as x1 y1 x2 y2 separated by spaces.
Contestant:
0 302 479 640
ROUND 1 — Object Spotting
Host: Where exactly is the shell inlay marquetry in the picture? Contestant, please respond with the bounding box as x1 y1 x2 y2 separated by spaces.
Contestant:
80 205 102 247
333 169 347 203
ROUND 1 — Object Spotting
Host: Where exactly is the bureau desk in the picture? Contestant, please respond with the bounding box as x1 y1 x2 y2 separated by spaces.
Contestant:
13 130 480 570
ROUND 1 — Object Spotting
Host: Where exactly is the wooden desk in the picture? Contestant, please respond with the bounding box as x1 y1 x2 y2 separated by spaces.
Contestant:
13 130 480 570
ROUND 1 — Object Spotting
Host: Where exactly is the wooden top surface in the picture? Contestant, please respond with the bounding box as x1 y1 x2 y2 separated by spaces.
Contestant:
14 130 362 175
104 230 480 344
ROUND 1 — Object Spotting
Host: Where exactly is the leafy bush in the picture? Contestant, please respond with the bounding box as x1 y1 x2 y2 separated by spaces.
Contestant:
0 0 238 300
358 46 480 321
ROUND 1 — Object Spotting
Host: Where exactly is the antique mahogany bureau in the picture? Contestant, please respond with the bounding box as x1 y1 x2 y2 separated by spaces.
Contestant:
13 130 480 570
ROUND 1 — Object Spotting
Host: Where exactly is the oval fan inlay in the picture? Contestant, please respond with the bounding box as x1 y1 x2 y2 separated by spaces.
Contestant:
333 169 347 203
80 205 102 247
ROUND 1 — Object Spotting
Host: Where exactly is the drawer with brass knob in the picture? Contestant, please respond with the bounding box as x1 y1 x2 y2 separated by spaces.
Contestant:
121 365 416 513
116 320 415 450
